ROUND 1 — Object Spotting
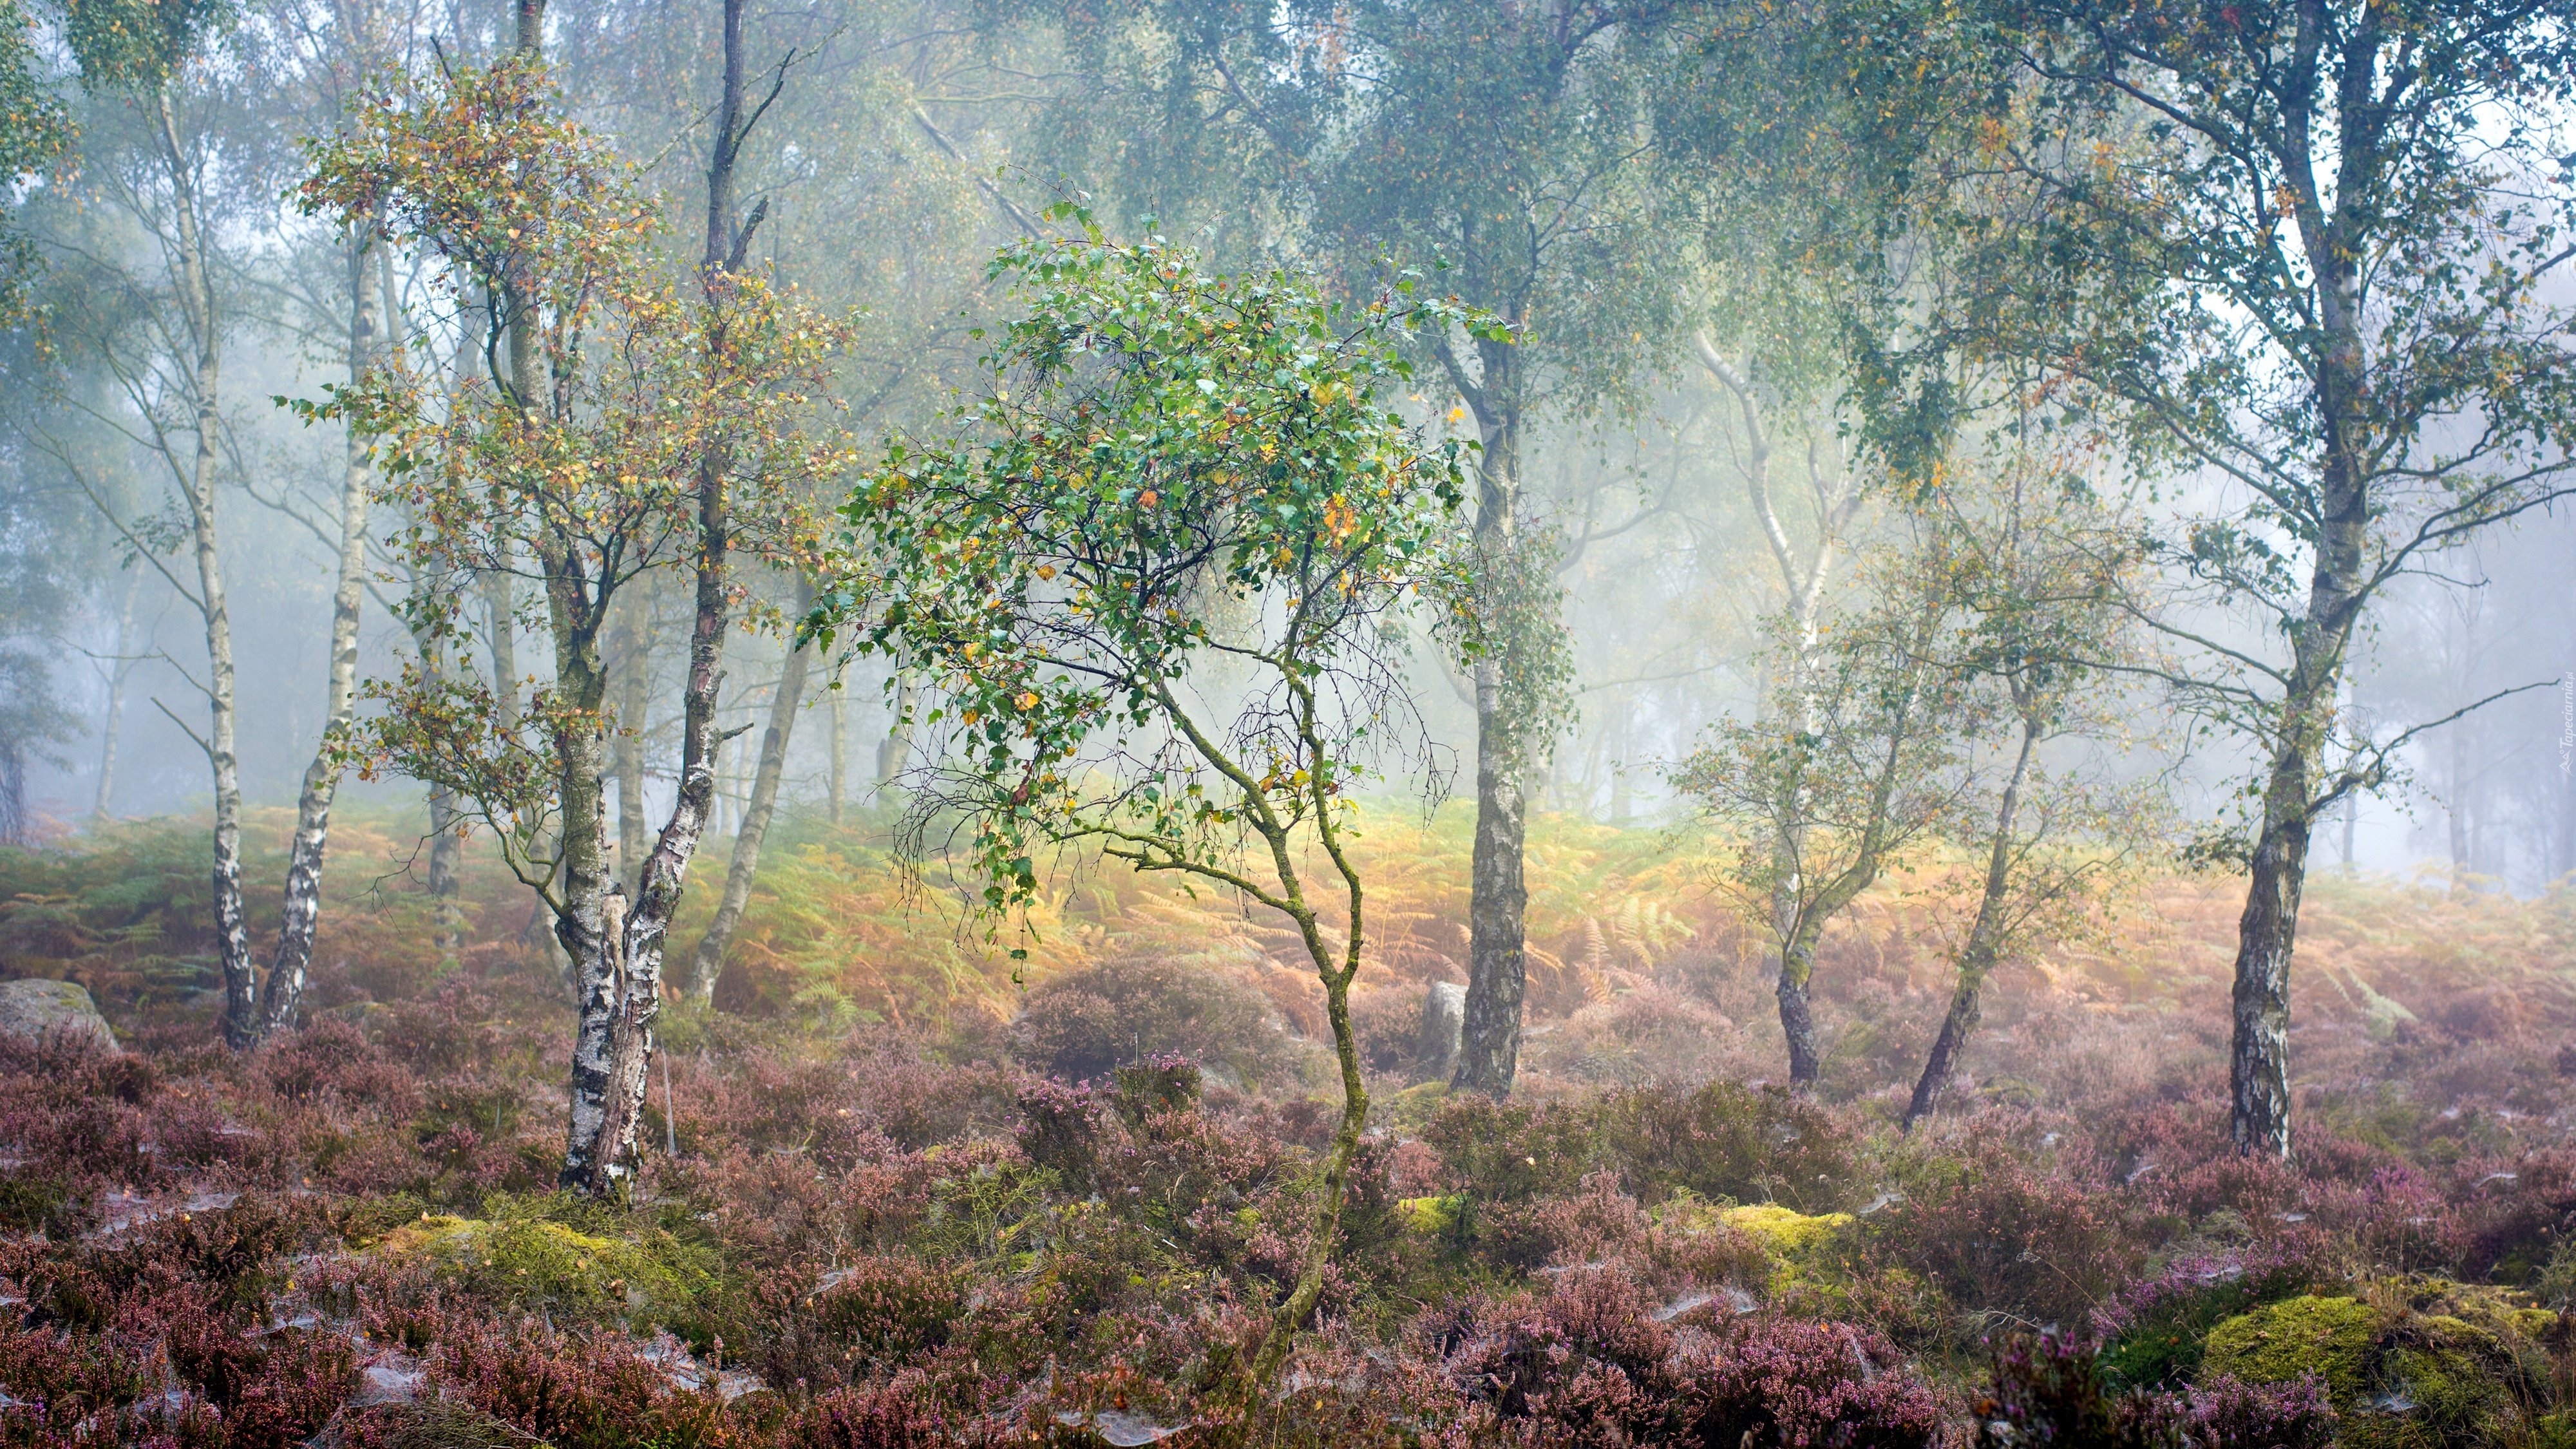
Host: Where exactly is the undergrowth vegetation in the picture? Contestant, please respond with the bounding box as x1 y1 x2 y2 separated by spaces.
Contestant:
1 804 2572 1444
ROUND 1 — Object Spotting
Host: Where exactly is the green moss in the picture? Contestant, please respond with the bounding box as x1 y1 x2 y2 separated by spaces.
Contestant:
1374 1081 1450 1136
2201 1295 2379 1403
1394 1195 1463 1236
360 1197 716 1324
1721 1202 1853 1254
2204 1281 2562 1448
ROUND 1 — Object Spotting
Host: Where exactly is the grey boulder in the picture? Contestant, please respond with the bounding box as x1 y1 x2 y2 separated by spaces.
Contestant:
0 979 117 1054
1419 980 1466 1079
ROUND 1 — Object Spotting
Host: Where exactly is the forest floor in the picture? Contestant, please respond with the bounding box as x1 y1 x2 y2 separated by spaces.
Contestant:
0 806 2571 1446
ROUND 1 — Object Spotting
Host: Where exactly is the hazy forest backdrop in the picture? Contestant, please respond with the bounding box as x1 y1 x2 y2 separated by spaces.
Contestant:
3 0 2576 1444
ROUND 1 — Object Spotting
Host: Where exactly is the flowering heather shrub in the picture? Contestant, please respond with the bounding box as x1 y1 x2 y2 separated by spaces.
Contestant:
1973 1332 2176 1449
1016 1077 1108 1186
1421 1094 1600 1204
779 1369 1005 1449
1411 1269 1945 1448
843 1042 1024 1151
2094 1232 2336 1390
1472 1170 1653 1274
2079 1100 2302 1230
411 1318 738 1449
374 977 522 1077
1012 954 1292 1086
2446 1148 2576 1286
2300 1165 2471 1278
163 1298 357 1449
748 1253 969 1389
1429 1269 1680 1435
1977 1335 2342 1449
1878 1133 2141 1334
0 1321 159 1446
10 818 2576 1449
1596 1081 1859 1213
257 1019 421 1120
1670 1314 1945 1448
1112 1052 1203 1124
2180 1373 2335 1449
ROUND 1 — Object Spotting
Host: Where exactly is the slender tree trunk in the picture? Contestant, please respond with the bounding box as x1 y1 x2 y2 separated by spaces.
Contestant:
2228 148 2372 1157
400 554 465 952
2231 746 2318 1161
483 569 517 723
261 237 378 1034
1607 697 1631 826
2227 500 2360 1159
1776 931 1822 1084
151 88 253 1050
406 264 467 956
1236 741 1369 1386
1696 335 1862 1096
550 635 621 1187
826 681 846 824
876 671 916 786
615 600 650 890
93 567 141 823
564 0 759 1195
688 587 812 1002
1904 719 2038 1132
1452 342 1530 1097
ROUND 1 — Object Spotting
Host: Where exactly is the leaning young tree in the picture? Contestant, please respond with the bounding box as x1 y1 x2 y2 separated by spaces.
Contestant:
808 222 1484 1385
1672 538 1974 1088
303 49 846 1196
1942 0 2576 1157
1897 464 2155 1130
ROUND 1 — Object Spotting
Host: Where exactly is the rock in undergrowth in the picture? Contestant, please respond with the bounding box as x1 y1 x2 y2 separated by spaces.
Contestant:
0 978 116 1053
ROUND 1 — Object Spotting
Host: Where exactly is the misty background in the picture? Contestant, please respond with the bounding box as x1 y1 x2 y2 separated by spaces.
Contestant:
3 0 2573 893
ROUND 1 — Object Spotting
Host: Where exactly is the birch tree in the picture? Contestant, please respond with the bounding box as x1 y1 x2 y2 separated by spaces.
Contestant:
304 41 847 1196
46 0 266 1044
1927 0 2576 1157
1672 537 1976 1087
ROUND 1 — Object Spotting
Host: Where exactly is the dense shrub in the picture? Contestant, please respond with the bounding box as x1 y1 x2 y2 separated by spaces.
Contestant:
1879 1135 2141 1332
1598 1081 1861 1213
1012 954 1291 1085
1672 1315 1946 1448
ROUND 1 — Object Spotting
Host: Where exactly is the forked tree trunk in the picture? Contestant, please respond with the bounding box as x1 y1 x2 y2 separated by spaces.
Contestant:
263 235 378 1033
1904 720 2037 1131
2226 214 2369 1158
562 0 761 1195
148 86 252 1051
687 590 813 1002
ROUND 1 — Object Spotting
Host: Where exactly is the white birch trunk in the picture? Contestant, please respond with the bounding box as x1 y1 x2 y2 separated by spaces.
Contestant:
261 235 377 1034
